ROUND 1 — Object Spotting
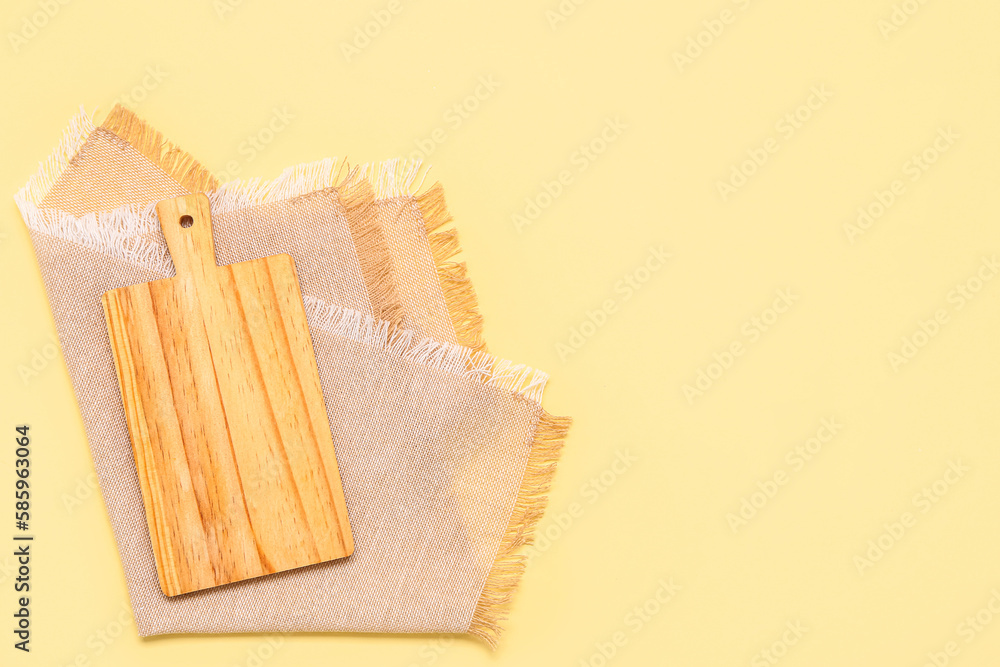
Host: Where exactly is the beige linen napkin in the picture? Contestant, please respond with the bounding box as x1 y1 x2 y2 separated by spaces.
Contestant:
15 109 568 647
354 161 486 351
27 105 217 214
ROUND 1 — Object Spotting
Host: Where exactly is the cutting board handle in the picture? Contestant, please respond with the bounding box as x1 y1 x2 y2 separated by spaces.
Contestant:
157 194 217 278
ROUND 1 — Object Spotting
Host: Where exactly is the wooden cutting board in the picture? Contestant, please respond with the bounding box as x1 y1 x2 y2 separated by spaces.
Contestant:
102 193 353 597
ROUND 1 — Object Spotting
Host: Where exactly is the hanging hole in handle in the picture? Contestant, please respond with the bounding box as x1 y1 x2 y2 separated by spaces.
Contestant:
179 215 194 228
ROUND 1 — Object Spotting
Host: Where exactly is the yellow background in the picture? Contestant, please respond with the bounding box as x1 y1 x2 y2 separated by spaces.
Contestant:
1 0 998 665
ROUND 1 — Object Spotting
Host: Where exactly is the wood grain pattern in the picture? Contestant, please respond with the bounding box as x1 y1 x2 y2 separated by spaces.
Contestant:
102 194 353 597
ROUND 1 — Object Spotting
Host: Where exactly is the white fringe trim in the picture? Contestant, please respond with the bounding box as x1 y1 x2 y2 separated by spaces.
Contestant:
354 158 429 199
18 202 549 403
208 156 430 213
303 297 548 404
15 125 440 298
14 151 432 274
17 198 160 236
16 150 433 255
17 200 172 276
14 106 430 224
209 157 348 213
14 106 95 207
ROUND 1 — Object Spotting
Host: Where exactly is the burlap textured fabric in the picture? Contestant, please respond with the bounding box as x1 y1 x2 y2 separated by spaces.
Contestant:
355 162 486 351
33 106 217 214
204 158 489 349
37 106 486 350
16 109 568 646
